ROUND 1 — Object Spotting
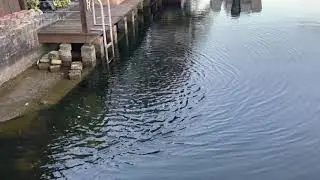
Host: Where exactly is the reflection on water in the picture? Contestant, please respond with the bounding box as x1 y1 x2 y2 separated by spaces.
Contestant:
2 0 320 179
182 0 262 15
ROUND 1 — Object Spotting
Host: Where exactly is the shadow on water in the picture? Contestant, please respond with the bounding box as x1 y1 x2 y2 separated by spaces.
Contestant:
0 4 199 179
0 9 151 180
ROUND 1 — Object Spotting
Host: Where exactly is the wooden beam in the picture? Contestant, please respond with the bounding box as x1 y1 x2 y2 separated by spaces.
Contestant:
38 33 100 43
79 0 89 33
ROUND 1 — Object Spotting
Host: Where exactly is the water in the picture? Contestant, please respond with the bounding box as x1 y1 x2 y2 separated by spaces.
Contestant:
1 0 320 179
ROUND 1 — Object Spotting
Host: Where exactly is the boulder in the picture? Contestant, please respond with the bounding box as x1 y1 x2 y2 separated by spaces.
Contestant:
59 43 72 51
68 69 82 80
59 50 72 66
39 54 50 63
48 51 60 60
49 65 61 72
71 61 83 71
81 44 96 67
51 59 62 65
38 63 50 70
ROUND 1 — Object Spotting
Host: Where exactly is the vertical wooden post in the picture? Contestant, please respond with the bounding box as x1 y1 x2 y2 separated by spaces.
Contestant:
124 16 129 46
113 25 118 45
79 0 89 33
131 10 135 38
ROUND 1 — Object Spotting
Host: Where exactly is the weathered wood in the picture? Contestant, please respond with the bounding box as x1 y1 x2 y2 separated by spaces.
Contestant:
38 33 100 43
124 16 129 46
79 0 89 33
113 25 118 45
38 0 145 44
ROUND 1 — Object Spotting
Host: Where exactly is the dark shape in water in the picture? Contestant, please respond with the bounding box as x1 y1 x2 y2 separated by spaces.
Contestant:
231 0 241 17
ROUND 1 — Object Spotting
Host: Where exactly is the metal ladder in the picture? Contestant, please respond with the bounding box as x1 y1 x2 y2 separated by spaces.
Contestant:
88 0 115 64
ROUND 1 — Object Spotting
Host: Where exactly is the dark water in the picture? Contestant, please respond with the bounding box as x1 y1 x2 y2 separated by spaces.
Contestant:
2 0 320 179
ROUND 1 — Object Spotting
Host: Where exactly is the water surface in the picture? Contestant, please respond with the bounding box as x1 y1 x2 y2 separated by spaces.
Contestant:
1 0 320 179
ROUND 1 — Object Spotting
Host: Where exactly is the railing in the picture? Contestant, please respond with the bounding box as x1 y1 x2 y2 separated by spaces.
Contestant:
88 0 115 63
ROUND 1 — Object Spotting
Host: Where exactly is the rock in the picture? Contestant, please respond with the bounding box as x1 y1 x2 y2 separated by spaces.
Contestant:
40 100 49 105
93 37 105 58
49 65 61 72
59 50 72 66
82 58 96 67
39 54 50 63
51 59 62 65
81 44 96 67
59 43 72 51
71 61 83 71
38 63 50 70
48 51 60 60
68 69 82 80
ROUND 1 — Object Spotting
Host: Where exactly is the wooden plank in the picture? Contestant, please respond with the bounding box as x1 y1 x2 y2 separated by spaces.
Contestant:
38 33 100 43
79 0 89 33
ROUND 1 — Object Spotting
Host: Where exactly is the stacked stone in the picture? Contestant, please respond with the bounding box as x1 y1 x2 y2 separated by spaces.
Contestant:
38 54 50 70
69 62 83 80
59 44 72 67
48 51 62 72
37 51 62 72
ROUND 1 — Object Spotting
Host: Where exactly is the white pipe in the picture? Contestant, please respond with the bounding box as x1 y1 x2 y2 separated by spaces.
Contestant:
106 0 115 57
95 0 109 62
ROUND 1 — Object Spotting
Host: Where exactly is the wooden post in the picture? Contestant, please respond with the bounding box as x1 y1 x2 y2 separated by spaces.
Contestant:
131 10 135 37
113 25 118 45
124 16 129 46
79 0 89 33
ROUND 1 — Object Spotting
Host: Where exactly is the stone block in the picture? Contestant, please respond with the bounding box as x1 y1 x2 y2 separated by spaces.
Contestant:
39 54 50 63
49 65 61 72
59 50 72 66
48 51 60 60
38 63 50 70
69 69 82 80
81 45 96 58
81 44 96 67
82 58 97 67
93 37 105 58
71 61 83 71
59 43 72 51
51 59 62 65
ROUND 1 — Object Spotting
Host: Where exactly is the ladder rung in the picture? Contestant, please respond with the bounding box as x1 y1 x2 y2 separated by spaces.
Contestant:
94 23 111 27
90 28 110 31
106 42 113 48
